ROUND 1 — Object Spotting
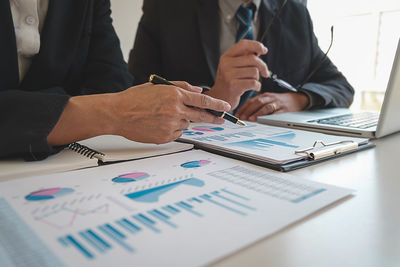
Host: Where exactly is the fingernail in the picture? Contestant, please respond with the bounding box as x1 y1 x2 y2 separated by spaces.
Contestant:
262 45 268 53
224 103 231 111
193 86 202 92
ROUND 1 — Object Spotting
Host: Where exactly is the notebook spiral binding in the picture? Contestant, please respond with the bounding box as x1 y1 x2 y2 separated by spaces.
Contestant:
68 142 105 159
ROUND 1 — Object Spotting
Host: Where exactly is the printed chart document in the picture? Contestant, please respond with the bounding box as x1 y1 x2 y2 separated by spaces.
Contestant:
179 122 371 170
0 150 353 267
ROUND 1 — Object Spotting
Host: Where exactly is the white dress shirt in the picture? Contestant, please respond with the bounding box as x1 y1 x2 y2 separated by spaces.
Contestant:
218 0 261 55
9 0 49 81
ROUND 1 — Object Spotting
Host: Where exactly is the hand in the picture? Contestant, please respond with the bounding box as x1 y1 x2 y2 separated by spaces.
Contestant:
206 40 269 110
235 92 309 122
109 82 231 144
47 81 230 146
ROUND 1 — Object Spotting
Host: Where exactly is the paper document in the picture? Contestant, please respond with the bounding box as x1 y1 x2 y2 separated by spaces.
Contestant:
179 122 369 164
0 150 353 267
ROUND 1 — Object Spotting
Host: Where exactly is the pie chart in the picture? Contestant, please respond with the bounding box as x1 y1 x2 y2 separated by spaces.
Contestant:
181 160 211 168
25 187 75 201
112 172 150 183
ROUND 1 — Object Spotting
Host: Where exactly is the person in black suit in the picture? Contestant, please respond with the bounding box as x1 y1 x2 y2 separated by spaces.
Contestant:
129 0 354 122
0 0 230 160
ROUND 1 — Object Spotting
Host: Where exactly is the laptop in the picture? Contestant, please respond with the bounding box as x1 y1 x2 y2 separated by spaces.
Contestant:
258 39 400 139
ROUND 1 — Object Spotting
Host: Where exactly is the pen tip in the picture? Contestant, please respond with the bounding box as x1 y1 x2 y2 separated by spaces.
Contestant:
236 120 247 126
149 74 155 82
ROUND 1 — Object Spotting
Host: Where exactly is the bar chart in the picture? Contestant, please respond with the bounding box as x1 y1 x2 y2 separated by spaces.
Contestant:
57 188 256 260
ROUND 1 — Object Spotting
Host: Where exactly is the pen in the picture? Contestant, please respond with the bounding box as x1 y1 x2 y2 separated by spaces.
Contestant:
269 71 298 93
149 74 247 126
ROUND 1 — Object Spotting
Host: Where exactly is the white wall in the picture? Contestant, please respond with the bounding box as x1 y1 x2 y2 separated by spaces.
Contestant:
110 0 143 61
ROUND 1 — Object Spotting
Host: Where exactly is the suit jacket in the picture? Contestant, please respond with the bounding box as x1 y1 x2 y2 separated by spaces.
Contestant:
0 0 133 160
129 0 354 108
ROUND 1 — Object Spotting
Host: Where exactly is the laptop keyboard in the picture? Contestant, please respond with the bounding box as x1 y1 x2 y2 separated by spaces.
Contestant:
311 112 379 129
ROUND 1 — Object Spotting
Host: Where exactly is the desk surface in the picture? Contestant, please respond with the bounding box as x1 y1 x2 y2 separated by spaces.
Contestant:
212 132 400 267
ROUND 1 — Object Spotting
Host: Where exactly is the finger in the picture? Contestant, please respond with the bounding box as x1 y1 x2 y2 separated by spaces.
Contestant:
227 55 269 78
224 40 268 57
236 97 266 120
171 130 184 141
236 93 275 118
234 98 252 117
230 79 262 93
231 67 260 80
182 106 226 124
172 81 202 93
248 103 279 121
183 91 231 112
178 119 190 131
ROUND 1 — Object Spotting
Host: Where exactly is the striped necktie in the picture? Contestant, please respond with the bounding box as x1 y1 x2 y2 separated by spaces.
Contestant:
234 3 257 113
235 4 256 42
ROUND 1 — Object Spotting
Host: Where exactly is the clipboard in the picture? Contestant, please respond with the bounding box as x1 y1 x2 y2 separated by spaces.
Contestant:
179 122 376 172
189 140 375 172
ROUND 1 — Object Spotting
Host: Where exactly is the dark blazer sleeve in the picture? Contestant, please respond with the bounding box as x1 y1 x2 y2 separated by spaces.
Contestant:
0 0 133 160
297 5 354 108
80 0 133 94
128 0 161 85
0 90 70 160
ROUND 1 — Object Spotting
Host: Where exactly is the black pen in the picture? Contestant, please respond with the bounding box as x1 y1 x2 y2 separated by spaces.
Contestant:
149 74 247 126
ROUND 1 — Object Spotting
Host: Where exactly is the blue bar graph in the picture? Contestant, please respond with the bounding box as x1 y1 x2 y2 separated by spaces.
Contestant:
133 214 161 233
188 197 203 203
54 188 260 260
200 194 247 216
162 205 180 214
79 231 106 253
98 225 135 253
221 188 250 200
222 132 256 138
228 138 299 151
86 230 112 249
62 235 94 259
104 224 126 238
176 201 203 217
148 209 178 228
116 218 141 234
211 191 256 211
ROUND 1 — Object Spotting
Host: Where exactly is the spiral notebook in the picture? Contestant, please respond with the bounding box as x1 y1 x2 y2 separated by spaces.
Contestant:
0 135 193 181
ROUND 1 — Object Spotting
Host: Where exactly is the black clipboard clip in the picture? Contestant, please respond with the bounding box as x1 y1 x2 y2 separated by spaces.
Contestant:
295 140 359 160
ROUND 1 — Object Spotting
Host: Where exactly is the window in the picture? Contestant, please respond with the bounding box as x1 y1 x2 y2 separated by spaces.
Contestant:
308 0 400 110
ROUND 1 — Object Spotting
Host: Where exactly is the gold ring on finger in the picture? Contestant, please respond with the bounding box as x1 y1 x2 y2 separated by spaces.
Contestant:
270 102 277 113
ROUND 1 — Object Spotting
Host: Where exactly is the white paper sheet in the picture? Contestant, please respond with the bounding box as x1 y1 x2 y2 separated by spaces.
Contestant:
0 150 353 267
179 122 369 164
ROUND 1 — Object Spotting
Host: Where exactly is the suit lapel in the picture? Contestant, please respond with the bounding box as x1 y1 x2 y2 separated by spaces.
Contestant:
0 0 19 89
20 0 89 90
258 0 284 91
258 0 281 72
196 0 220 80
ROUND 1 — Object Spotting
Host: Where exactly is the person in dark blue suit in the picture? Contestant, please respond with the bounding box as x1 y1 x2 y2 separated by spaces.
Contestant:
0 0 230 160
129 0 354 122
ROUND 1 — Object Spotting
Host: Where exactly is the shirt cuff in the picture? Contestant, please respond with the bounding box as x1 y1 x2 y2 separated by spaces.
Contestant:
298 89 324 110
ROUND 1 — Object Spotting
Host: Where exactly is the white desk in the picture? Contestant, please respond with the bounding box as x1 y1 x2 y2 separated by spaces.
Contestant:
212 132 400 267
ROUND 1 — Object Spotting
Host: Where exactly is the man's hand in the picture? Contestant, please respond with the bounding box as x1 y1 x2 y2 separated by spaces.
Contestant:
235 92 309 122
110 82 230 143
206 40 269 110
47 82 231 146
